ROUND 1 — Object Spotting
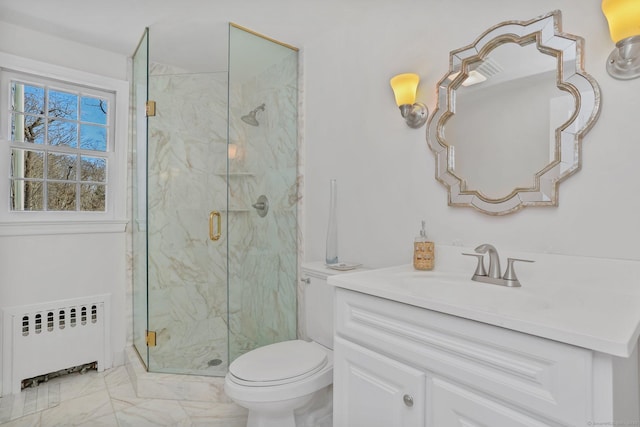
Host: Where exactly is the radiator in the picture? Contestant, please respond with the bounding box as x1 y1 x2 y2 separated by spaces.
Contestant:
2 294 110 395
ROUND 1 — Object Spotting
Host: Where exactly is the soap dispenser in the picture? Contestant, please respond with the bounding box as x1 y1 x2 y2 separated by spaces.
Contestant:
413 220 434 271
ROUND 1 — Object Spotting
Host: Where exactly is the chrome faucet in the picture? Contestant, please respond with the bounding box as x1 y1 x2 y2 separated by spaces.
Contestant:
474 244 501 279
462 244 534 287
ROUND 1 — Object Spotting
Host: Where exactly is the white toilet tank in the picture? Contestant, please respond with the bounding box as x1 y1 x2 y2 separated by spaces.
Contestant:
302 262 362 350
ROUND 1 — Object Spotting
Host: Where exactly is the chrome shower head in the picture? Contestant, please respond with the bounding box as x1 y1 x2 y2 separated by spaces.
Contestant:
241 103 265 126
241 111 259 126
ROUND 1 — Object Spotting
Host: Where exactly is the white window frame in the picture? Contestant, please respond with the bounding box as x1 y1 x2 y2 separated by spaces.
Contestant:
0 52 128 236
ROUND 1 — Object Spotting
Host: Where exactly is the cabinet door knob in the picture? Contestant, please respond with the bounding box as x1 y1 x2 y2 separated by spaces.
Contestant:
403 394 414 407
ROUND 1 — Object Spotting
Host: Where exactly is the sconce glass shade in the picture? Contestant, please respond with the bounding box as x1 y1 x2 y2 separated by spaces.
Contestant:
602 0 640 79
390 73 420 106
603 0 640 42
390 73 428 128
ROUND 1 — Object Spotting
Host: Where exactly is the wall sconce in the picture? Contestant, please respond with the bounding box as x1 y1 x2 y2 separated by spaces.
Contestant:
602 0 640 79
389 73 428 128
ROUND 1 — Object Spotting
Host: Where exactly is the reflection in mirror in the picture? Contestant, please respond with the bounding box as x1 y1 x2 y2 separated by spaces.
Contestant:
448 43 566 199
426 10 601 215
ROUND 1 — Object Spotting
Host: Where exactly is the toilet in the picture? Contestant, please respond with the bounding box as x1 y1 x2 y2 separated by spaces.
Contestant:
224 262 345 427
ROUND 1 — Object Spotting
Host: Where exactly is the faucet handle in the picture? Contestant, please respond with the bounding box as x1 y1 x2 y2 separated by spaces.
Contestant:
503 258 535 282
462 253 487 277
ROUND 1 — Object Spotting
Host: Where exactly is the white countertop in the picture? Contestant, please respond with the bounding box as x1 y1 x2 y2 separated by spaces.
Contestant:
327 247 640 357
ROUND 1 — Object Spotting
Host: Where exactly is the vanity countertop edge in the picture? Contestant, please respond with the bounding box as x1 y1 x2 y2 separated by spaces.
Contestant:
327 257 640 358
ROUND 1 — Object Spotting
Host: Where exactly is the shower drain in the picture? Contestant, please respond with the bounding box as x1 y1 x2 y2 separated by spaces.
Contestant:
208 359 223 367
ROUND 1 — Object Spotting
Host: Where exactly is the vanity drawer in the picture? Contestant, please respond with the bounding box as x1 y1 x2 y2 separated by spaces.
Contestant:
430 377 562 427
335 289 592 426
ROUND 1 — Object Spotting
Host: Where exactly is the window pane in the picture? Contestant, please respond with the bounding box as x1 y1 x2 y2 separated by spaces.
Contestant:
47 153 77 180
80 156 106 182
48 90 78 120
11 114 45 144
80 124 107 151
11 82 44 114
11 180 44 211
12 149 44 179
47 182 76 211
48 119 78 147
7 73 114 215
80 184 105 211
81 96 108 125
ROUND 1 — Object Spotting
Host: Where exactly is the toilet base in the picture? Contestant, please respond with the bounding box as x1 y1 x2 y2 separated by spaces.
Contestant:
242 394 314 427
295 385 332 427
229 384 333 427
247 411 296 427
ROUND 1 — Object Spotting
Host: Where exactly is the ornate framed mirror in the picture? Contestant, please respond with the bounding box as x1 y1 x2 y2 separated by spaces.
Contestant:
426 10 601 215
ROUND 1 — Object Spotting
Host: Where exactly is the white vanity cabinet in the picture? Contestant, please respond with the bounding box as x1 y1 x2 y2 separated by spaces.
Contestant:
334 336 426 426
333 287 640 427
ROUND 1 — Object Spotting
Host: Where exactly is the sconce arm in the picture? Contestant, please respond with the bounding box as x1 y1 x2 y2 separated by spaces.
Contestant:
607 35 640 80
399 102 428 128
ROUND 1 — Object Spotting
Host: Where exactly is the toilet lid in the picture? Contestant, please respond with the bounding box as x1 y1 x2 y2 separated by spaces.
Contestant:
229 340 327 384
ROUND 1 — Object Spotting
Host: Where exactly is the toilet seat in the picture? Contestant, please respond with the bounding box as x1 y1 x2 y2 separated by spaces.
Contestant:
228 340 328 387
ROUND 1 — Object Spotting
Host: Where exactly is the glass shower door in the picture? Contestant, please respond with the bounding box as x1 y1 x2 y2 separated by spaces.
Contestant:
227 24 299 362
145 63 229 375
132 26 231 376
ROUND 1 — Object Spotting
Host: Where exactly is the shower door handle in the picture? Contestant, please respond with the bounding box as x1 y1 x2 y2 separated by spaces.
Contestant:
209 211 221 241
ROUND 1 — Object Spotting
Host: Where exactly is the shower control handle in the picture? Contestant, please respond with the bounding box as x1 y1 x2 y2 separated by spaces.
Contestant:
252 195 269 217
301 277 310 284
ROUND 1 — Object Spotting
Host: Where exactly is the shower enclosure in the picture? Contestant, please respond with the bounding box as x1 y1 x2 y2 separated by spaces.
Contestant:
131 24 299 376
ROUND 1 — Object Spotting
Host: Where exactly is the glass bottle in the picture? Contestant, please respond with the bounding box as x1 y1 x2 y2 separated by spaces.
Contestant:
326 179 339 265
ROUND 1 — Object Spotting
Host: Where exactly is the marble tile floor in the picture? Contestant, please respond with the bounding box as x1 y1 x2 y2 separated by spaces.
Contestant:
0 366 247 426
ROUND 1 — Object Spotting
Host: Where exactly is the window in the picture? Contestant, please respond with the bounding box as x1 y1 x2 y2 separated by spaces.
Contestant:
9 76 114 212
0 52 129 235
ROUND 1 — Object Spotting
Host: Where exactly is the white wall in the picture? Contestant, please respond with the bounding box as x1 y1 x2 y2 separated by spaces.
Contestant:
303 0 640 267
0 231 127 339
0 25 130 392
0 20 127 80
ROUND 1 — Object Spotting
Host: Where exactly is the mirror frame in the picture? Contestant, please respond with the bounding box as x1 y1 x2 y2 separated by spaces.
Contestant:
426 10 601 215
